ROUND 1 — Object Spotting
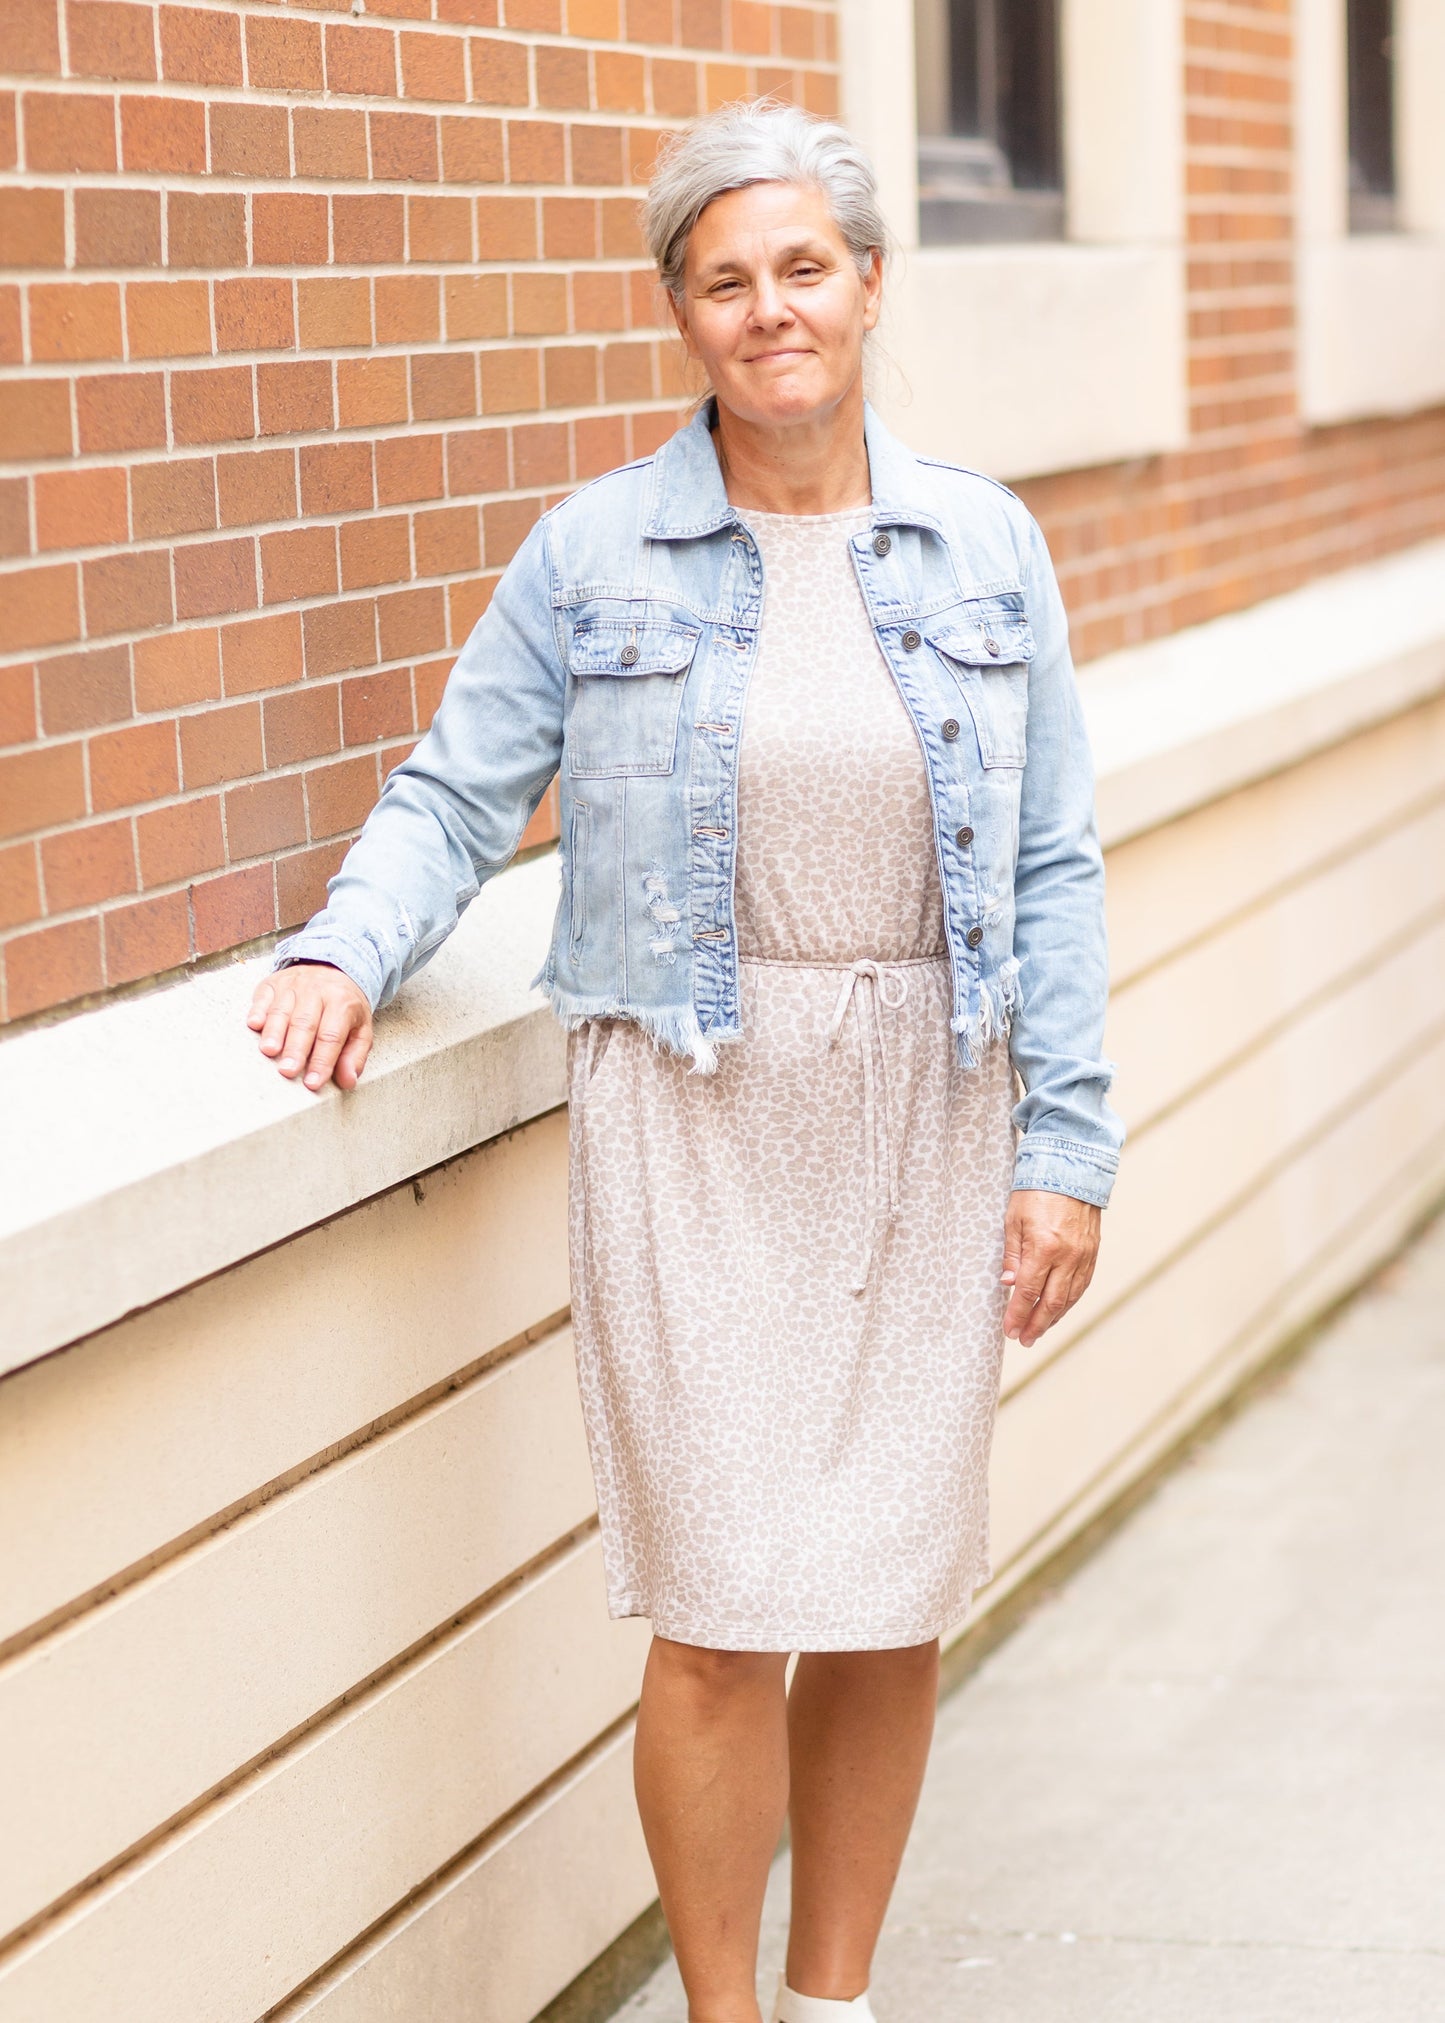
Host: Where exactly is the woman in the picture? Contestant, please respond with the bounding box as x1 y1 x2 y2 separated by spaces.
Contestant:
248 100 1122 2023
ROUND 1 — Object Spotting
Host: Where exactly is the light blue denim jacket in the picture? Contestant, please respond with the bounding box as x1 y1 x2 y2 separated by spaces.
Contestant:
273 398 1123 1207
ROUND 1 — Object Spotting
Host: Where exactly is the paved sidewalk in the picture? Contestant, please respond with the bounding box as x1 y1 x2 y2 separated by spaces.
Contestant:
616 1210 1445 2022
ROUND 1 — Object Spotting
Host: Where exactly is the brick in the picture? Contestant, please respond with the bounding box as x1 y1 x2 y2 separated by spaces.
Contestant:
325 20 397 95
512 420 569 486
377 583 448 658
301 440 374 516
167 191 246 268
209 101 289 178
568 0 619 35
74 186 160 267
133 625 220 709
571 122 624 185
371 108 439 180
173 536 257 620
507 118 564 183
400 28 467 102
83 547 172 634
0 740 84 839
262 682 341 767
180 699 264 789
444 272 507 340
482 493 538 566
159 4 242 84
0 561 79 650
253 192 329 268
437 0 498 20
594 50 645 112
260 524 338 603
0 841 41 932
341 665 413 745
536 44 588 109
333 194 406 265
298 278 371 350
627 0 676 41
501 0 559 29
573 268 627 330
340 513 410 591
291 106 368 180
221 609 303 695
215 278 294 355
600 195 644 258
125 278 211 359
574 409 626 479
479 193 538 259
680 0 723 47
256 358 334 437
224 773 305 857
0 92 16 170
542 195 595 259
217 447 296 528
512 270 567 334
440 111 503 181
415 503 479 575
192 862 275 954
69 1 156 80
120 92 206 173
103 887 190 981
0 286 21 363
304 753 378 839
447 422 509 493
375 273 441 344
0 186 65 266
246 15 324 94
131 456 215 543
376 432 444 505
27 280 120 363
137 793 224 882
0 476 28 557
0 0 61 76
34 465 127 550
88 718 178 812
539 343 594 407
171 365 255 447
336 355 408 427
36 642 131 733
4 917 103 1018
303 599 375 678
22 89 115 171
275 836 347 929
728 0 772 54
650 56 699 117
408 194 473 262
603 337 654 402
468 35 527 104
0 378 72 457
41 817 136 910
412 350 477 420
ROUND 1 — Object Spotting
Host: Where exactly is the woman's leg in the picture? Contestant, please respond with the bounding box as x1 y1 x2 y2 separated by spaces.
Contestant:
782 1641 941 2000
633 1635 792 2023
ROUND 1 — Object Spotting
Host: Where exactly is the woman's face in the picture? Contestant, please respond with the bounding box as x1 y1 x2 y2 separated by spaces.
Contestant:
671 180 882 430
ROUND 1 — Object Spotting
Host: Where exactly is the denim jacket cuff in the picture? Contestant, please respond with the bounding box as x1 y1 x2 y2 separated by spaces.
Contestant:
1011 1135 1119 1209
270 928 383 1010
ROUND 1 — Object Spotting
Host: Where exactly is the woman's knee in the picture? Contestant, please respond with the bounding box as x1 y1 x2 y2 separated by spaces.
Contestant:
648 1635 787 1703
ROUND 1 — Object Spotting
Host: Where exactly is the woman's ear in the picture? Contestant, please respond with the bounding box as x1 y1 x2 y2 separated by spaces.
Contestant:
862 247 884 334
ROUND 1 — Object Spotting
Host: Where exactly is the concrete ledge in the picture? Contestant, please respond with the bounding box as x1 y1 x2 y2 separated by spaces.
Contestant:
3 539 1444 1375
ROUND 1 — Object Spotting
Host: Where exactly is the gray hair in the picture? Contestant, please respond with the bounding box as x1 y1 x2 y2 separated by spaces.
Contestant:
642 98 890 302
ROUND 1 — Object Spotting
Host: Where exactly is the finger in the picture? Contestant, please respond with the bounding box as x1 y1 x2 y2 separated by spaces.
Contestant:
246 978 276 1030
302 1002 361 1091
1002 1262 1049 1340
257 984 298 1058
1000 1199 1025 1287
273 999 322 1078
1016 1262 1076 1347
332 1015 373 1091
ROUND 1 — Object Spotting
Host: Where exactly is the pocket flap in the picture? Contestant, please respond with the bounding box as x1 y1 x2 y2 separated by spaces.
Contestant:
931 612 1036 667
568 619 702 678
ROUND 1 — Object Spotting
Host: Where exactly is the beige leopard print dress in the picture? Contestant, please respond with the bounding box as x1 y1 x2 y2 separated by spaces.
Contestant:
565 503 1018 1652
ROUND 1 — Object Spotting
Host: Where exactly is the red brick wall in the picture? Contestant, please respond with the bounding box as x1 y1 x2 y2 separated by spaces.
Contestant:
2 0 1443 1028
1020 0 1445 663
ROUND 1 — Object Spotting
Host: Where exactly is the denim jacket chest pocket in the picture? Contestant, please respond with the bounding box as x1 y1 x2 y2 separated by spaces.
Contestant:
929 600 1036 769
564 610 702 778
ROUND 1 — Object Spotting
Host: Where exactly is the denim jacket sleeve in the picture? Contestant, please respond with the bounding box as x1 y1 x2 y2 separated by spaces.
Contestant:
270 516 563 1008
1006 509 1124 1207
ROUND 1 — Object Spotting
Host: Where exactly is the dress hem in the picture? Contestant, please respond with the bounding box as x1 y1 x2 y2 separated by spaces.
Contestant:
605 1574 992 1654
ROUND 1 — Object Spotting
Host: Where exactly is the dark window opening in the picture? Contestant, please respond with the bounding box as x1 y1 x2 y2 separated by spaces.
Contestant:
915 0 1064 245
1347 0 1397 232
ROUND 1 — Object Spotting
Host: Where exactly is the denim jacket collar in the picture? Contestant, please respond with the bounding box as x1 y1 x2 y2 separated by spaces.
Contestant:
643 395 949 542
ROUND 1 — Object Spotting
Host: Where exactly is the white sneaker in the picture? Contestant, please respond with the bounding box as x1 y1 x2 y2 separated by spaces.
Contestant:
769 1969 877 2022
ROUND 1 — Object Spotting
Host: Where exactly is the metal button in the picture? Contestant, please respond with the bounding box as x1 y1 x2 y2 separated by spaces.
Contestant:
984 636 1001 657
872 531 892 556
965 925 984 949
902 628 922 651
619 643 640 666
941 717 960 740
955 825 974 846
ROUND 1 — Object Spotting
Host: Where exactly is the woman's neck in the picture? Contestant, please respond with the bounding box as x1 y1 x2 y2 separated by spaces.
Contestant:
710 382 872 515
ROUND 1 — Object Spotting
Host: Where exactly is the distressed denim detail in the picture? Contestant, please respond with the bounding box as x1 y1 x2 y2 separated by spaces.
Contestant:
272 398 1124 1205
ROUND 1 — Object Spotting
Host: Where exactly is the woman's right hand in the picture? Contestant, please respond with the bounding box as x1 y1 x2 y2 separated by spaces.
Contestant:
247 962 374 1093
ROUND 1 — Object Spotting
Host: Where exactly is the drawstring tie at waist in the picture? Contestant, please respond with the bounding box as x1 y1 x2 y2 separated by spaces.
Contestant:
827 959 912 1296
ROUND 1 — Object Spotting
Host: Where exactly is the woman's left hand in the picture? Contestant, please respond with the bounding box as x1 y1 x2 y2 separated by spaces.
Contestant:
1000 1190 1102 1348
